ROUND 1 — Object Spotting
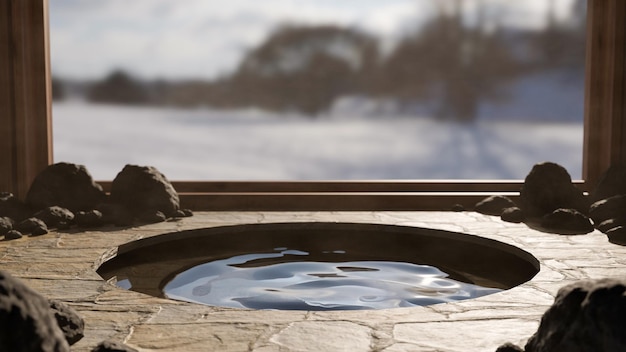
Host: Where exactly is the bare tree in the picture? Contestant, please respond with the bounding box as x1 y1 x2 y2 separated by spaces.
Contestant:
228 25 379 115
383 1 521 121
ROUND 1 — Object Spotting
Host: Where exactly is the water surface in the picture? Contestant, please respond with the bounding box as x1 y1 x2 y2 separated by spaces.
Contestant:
164 248 501 310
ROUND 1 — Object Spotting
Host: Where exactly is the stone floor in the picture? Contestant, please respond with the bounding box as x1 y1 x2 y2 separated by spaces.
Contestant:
2 211 625 352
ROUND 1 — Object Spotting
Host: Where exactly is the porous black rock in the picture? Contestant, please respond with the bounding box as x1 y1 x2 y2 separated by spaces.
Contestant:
519 162 589 218
33 206 74 228
175 208 194 218
49 300 84 346
495 343 524 352
475 195 517 216
74 210 104 228
4 230 23 240
109 165 180 219
540 208 594 235
15 217 49 236
0 216 13 236
605 226 626 246
589 195 626 226
25 162 106 212
501 207 525 224
91 340 138 352
591 164 626 203
0 192 31 222
525 278 626 352
596 218 626 233
0 270 70 351
451 204 465 212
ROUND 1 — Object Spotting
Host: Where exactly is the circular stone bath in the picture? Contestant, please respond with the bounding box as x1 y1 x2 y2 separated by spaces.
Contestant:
97 222 539 310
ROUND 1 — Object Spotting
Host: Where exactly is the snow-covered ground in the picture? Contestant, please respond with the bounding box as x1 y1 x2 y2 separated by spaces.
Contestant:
52 100 583 181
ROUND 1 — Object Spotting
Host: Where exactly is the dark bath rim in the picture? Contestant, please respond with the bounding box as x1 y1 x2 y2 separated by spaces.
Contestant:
97 222 540 302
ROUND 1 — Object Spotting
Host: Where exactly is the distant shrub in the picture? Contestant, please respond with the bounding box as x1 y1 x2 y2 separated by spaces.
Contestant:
87 70 149 105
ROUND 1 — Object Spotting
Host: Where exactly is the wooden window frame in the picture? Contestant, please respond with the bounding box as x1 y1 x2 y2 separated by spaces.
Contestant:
1 0 625 211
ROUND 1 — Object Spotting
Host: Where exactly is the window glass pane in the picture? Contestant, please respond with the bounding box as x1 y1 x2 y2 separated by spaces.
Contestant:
50 0 586 180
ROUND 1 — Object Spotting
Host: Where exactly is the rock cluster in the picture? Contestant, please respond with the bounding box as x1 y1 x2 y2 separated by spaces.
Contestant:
0 162 192 240
474 162 593 235
588 164 626 244
497 278 626 352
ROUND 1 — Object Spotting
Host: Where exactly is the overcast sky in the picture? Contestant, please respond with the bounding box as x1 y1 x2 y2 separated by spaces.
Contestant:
49 0 578 81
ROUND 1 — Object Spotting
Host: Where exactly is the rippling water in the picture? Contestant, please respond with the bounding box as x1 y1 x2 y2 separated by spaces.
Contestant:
164 248 501 310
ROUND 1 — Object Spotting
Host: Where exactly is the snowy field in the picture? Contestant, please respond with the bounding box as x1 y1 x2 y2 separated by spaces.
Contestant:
52 101 583 181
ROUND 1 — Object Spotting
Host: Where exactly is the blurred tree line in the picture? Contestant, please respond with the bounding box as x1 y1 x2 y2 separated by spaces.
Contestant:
52 0 586 121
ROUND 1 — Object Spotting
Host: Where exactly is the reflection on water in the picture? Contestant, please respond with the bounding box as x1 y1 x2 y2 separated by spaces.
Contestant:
164 248 501 310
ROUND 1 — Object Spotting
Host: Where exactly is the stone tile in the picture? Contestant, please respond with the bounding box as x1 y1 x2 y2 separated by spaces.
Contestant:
270 321 373 352
392 319 537 352
128 323 272 352
1 211 625 351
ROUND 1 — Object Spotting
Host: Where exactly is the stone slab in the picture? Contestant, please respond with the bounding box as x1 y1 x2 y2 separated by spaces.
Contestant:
1 211 625 351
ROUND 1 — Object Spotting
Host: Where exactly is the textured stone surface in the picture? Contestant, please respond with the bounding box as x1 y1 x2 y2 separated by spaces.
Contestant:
25 162 106 212
0 270 70 351
110 165 180 219
524 279 626 352
0 192 31 221
520 162 589 217
0 216 13 235
4 229 23 240
475 195 517 216
589 195 626 228
50 300 85 345
540 208 594 235
0 211 624 351
606 226 626 245
15 217 49 236
591 163 626 203
34 206 75 228
75 210 104 228
496 343 524 352
91 340 138 352
501 207 525 224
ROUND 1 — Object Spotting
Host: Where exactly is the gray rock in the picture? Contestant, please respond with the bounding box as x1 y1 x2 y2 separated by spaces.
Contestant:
0 270 70 351
589 195 626 225
605 226 626 246
91 340 138 352
175 208 194 218
501 207 525 224
0 192 31 222
451 204 465 212
495 343 524 352
15 217 49 236
540 208 594 235
74 210 104 228
25 162 105 212
475 195 517 216
110 165 179 218
595 218 626 233
49 300 84 346
520 162 589 218
33 206 74 228
0 216 13 236
500 207 526 224
591 164 626 203
525 278 626 352
4 230 23 240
